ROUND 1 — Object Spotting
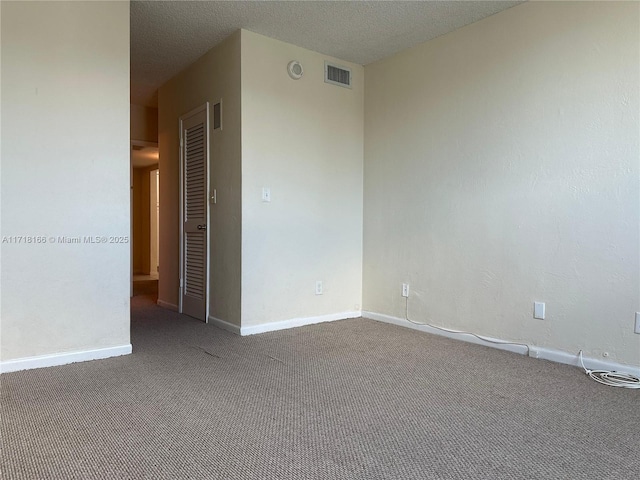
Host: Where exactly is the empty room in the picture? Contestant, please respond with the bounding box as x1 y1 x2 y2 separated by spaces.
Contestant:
1 1 638 479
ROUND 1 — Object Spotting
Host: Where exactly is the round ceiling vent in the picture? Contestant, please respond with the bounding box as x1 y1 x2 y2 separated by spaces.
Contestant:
287 60 304 80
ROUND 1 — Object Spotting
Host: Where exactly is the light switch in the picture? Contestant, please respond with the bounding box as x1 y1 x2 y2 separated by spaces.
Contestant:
534 302 545 320
262 187 271 202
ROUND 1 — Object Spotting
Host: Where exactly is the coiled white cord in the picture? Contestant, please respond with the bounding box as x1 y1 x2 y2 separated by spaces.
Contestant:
578 350 640 389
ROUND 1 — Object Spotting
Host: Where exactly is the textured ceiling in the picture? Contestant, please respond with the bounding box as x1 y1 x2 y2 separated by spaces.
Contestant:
131 0 523 107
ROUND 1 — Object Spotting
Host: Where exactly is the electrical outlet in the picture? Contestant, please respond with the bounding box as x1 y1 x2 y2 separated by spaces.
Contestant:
635 312 640 334
533 302 545 320
402 283 409 297
315 280 323 295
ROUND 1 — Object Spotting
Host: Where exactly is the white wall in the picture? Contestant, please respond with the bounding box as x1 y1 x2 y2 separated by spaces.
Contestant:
241 30 364 328
158 31 242 324
1 1 131 362
363 2 640 367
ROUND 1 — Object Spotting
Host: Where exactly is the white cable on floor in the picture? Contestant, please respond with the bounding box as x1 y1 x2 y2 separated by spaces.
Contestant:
403 297 639 387
403 297 531 356
578 350 640 389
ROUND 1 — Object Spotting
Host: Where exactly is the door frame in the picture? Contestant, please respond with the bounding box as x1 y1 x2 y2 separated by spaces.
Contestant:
178 103 210 321
149 168 159 276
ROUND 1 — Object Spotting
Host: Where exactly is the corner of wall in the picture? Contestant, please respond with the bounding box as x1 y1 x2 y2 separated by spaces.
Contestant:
239 31 364 328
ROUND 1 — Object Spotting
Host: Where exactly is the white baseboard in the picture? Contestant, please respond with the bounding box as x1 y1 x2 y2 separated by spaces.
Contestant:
529 345 640 377
363 311 528 355
208 315 241 335
157 299 178 311
0 344 132 374
240 311 362 336
362 311 640 377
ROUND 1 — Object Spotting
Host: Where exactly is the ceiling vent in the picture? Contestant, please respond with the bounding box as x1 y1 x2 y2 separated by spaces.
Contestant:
324 62 352 89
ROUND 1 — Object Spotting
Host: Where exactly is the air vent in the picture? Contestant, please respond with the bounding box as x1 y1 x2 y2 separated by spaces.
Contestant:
324 62 352 89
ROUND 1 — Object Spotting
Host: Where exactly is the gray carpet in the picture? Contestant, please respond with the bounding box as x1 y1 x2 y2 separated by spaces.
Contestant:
1 295 638 479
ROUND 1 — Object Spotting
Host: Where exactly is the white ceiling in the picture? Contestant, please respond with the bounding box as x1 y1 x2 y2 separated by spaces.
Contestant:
131 0 523 107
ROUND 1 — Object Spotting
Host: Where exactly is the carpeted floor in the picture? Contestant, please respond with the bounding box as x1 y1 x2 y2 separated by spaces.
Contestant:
132 279 159 299
1 295 638 479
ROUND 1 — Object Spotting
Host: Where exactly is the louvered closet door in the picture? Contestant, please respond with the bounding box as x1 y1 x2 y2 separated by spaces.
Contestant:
181 107 208 321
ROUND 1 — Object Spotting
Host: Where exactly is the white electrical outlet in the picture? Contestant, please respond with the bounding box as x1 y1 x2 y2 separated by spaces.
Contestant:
315 281 323 295
533 302 545 320
402 283 409 297
261 187 271 202
635 312 640 334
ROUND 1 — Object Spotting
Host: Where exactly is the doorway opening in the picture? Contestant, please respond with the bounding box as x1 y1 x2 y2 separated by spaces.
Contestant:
131 141 160 299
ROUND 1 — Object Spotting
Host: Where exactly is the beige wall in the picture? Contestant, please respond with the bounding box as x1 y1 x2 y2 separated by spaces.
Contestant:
158 31 242 323
241 31 364 327
363 2 640 367
131 104 158 143
1 1 131 361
